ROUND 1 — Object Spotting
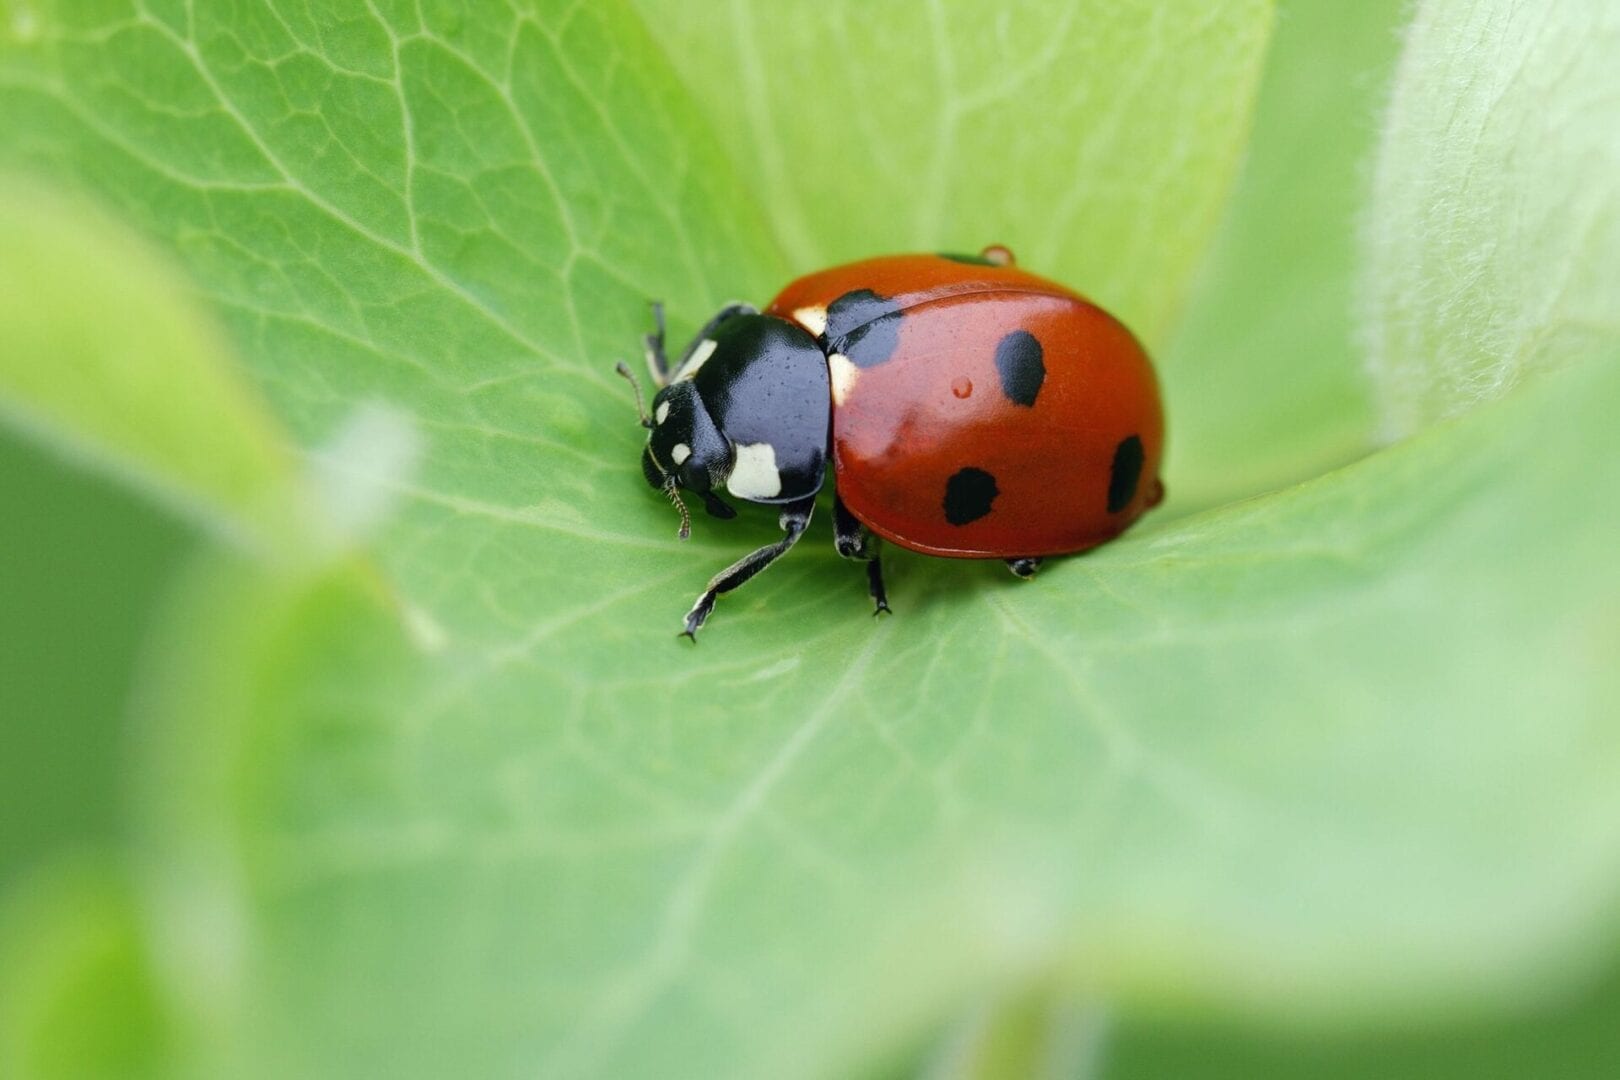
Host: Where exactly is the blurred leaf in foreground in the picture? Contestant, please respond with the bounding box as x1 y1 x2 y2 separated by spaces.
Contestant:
1108 960 1620 1080
0 183 299 550
0 429 187 885
0 860 172 1080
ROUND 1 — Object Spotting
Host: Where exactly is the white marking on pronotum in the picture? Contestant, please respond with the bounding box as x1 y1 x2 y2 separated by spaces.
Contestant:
793 304 828 338
828 353 859 406
727 442 782 500
676 338 718 380
654 400 670 425
670 442 691 466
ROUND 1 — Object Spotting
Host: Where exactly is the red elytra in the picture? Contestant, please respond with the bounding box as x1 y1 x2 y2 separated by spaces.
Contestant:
765 253 1165 558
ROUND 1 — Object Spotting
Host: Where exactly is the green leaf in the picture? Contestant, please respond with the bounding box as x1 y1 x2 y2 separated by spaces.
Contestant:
130 353 1620 1080
631 0 1275 348
1161 0 1408 507
909 988 1109 1080
3 2 1620 1080
1361 0 1620 437
0 427 188 882
1107 960 1620 1080
0 182 299 549
0 860 174 1080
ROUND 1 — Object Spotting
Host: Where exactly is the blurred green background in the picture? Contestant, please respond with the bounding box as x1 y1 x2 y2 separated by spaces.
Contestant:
3 0 1619 1077
0 430 185 880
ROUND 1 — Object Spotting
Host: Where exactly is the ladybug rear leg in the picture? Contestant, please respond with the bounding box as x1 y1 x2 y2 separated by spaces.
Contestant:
834 496 890 616
644 301 670 385
682 495 815 640
1005 557 1043 579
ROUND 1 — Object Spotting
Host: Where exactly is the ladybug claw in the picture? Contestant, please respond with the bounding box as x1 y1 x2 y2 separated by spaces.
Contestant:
681 592 716 640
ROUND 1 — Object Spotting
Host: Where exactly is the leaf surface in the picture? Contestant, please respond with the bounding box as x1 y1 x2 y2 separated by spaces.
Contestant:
1361 0 1620 436
632 0 1275 348
0 183 296 547
0 861 173 1080
136 354 1620 1080
1160 0 1407 507
2 3 1619 1080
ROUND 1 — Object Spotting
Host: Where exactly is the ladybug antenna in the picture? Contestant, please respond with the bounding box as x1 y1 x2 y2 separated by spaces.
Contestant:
615 361 653 429
662 475 691 541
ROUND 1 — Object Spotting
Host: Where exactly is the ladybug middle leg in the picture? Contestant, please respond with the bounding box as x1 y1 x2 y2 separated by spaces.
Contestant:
834 496 890 616
682 495 816 640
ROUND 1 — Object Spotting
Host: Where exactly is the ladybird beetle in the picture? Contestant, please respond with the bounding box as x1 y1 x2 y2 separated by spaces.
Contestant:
618 247 1165 639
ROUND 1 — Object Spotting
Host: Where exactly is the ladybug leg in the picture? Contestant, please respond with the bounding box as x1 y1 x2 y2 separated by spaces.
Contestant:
681 496 815 640
1005 557 1043 579
834 496 890 616
644 301 670 385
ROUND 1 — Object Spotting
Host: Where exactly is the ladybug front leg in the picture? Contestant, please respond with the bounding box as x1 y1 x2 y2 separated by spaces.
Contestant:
834 496 890 616
682 495 815 640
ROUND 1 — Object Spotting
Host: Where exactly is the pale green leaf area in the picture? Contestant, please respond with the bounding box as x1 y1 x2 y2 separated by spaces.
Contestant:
0 182 298 549
632 0 1274 351
1161 0 1407 508
1362 0 1620 438
124 354 1620 1080
0 1 1619 1079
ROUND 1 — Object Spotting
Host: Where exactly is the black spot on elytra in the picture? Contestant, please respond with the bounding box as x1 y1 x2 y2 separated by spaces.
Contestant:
938 251 997 266
944 467 999 525
993 330 1045 406
824 289 902 368
1107 435 1145 513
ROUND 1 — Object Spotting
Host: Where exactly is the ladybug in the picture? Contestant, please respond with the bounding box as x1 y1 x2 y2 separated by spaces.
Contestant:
617 247 1165 639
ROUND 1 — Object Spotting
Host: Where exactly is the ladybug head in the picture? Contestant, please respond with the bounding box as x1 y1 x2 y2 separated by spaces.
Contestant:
617 367 737 539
